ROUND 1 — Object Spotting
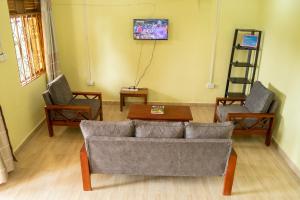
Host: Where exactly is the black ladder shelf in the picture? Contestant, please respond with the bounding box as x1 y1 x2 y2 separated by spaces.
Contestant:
224 29 262 98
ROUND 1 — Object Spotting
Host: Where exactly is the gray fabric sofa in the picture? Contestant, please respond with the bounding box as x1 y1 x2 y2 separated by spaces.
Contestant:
79 120 237 195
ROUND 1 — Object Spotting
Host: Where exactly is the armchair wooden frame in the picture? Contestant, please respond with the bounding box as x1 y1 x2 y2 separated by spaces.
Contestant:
80 144 237 195
45 92 103 137
213 97 275 146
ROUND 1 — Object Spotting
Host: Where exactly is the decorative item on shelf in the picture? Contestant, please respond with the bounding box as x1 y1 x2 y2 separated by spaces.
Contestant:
241 34 259 48
151 105 165 115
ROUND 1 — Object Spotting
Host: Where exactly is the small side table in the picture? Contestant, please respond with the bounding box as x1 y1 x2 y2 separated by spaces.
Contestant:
120 88 148 111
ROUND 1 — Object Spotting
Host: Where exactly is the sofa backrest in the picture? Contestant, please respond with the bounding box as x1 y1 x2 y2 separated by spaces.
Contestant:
80 120 232 177
85 136 232 177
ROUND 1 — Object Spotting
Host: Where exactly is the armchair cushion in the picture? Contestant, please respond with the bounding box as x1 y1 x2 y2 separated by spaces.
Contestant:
217 105 249 122
48 74 73 105
51 99 101 120
185 122 234 139
245 81 274 113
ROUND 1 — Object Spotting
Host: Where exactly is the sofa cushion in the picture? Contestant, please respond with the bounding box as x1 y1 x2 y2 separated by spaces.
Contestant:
245 81 274 113
48 74 73 105
185 122 234 139
134 120 184 138
80 120 134 138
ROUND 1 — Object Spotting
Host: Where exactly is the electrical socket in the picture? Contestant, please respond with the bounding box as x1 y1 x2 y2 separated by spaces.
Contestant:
87 80 95 86
206 82 215 89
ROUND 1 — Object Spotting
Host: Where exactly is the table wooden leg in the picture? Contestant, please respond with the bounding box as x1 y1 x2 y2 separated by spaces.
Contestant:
144 95 147 104
120 94 123 112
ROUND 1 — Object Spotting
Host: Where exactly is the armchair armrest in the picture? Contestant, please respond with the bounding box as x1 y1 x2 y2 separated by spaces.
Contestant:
45 105 92 120
72 91 102 96
226 112 275 121
72 91 102 102
216 97 246 105
226 112 275 134
45 104 91 112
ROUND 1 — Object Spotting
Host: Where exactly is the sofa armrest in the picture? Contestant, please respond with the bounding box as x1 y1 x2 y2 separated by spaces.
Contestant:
80 144 92 191
223 148 237 195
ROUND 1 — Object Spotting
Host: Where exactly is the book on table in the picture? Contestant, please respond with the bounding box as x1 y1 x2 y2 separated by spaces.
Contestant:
151 105 164 114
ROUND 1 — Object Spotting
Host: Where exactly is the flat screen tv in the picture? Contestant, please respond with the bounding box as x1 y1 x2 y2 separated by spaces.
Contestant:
133 19 168 40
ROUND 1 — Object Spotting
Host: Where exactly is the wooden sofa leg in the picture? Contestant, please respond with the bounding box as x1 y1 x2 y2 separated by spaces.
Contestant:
44 107 54 137
223 148 237 196
80 145 92 191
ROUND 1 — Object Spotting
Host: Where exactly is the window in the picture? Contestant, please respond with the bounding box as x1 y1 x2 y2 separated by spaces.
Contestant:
8 0 45 86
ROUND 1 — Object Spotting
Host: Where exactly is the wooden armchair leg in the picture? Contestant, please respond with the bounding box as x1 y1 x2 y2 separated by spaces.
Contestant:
213 113 218 122
44 107 54 137
80 145 92 191
223 148 237 195
100 108 103 121
265 118 274 146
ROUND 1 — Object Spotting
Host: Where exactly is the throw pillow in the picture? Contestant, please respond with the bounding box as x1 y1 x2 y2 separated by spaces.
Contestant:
134 120 184 138
185 121 234 139
80 120 134 138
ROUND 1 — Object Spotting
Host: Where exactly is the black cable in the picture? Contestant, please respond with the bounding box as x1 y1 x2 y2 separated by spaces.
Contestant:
135 40 157 88
134 43 144 86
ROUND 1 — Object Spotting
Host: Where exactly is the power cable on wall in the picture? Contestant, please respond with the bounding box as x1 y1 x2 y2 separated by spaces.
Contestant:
208 0 222 87
83 0 93 85
134 43 144 86
135 40 157 88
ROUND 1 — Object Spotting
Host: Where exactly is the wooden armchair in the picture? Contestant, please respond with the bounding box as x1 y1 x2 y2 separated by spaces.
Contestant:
42 75 103 137
213 82 277 146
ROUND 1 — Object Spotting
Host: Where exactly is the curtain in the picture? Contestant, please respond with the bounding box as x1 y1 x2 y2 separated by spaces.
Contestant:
0 106 15 184
41 0 60 83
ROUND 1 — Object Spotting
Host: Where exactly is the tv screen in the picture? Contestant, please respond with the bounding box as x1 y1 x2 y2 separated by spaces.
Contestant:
133 19 168 40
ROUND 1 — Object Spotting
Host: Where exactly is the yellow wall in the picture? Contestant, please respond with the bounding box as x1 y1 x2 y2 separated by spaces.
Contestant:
52 0 262 103
259 0 300 170
0 0 46 150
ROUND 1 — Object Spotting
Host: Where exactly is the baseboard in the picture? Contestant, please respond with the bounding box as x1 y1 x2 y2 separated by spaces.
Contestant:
103 100 214 107
271 138 300 178
14 118 45 155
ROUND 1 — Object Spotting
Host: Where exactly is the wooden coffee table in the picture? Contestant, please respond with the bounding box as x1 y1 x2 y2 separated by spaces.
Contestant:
127 104 193 122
